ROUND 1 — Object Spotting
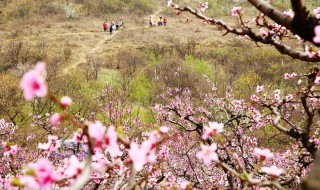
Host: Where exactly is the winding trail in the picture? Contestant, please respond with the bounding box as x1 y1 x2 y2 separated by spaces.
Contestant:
63 9 162 73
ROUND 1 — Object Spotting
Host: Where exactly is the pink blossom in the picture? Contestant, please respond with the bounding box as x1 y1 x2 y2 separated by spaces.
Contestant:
60 96 72 108
314 7 320 14
314 7 320 19
50 113 62 125
198 2 209 12
231 7 241 16
261 165 284 177
19 176 39 188
254 148 274 160
38 142 50 150
105 126 122 157
129 134 157 171
29 159 56 187
129 142 148 171
314 76 320 84
159 145 169 158
91 153 109 172
283 9 294 17
305 46 317 57
286 94 294 101
314 26 320 43
196 143 219 164
202 122 224 140
88 121 106 146
284 73 290 80
256 85 264 93
250 94 260 102
20 62 48 101
259 28 268 37
64 155 83 178
298 79 302 85
180 181 190 189
159 126 169 133
38 135 60 152
2 142 18 156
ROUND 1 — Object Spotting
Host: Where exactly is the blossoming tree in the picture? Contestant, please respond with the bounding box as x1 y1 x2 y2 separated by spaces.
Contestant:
168 0 320 62
1 0 320 189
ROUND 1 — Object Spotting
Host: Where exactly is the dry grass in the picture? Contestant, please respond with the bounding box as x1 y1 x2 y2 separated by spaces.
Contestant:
0 7 247 74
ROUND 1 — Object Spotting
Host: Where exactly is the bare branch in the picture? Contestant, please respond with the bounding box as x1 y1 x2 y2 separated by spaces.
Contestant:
173 5 320 62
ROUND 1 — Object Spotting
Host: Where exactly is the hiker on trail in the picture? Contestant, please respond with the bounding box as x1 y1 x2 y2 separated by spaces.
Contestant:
157 17 161 26
119 19 124 30
110 22 113 34
103 21 107 32
160 17 163 26
116 20 119 30
149 17 153 27
163 17 167 26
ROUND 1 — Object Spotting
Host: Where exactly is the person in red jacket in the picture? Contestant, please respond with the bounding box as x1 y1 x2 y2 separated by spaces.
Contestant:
103 21 107 32
163 17 167 26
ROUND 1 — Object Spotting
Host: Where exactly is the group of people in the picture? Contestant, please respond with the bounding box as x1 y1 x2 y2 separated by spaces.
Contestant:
103 19 124 35
149 16 167 27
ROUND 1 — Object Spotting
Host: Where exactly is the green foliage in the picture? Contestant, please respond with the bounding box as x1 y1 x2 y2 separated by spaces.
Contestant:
130 72 155 105
234 70 261 97
131 106 154 125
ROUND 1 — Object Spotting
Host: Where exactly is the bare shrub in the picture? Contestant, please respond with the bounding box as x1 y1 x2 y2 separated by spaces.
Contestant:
32 38 48 62
0 41 23 71
113 50 148 94
80 55 104 81
63 43 72 62
62 2 78 19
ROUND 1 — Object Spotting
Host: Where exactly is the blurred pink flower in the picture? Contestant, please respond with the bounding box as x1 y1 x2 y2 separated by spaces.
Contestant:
254 148 274 160
314 76 320 84
60 96 72 108
65 155 83 178
20 62 48 101
259 28 268 37
231 7 241 16
50 113 62 125
2 142 18 156
30 159 56 187
105 126 122 157
159 126 169 133
283 9 294 17
314 26 320 43
198 2 209 12
261 165 284 177
129 142 148 171
196 144 219 164
89 121 106 146
180 181 190 189
256 85 264 93
202 122 223 140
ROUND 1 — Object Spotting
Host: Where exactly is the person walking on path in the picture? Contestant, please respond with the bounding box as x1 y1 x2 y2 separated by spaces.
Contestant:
103 21 107 32
116 20 119 30
149 17 153 27
163 17 167 26
110 22 113 35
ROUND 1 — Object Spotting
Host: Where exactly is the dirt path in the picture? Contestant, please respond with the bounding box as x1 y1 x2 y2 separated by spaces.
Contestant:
63 8 163 73
63 31 119 72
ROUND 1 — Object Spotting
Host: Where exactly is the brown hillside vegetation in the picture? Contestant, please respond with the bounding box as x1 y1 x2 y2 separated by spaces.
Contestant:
0 0 310 129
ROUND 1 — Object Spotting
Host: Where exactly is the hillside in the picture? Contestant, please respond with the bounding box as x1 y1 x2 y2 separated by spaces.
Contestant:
0 0 311 125
1 1 320 189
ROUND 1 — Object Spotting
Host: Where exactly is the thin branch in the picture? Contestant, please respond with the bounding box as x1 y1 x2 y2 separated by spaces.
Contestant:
173 5 320 62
